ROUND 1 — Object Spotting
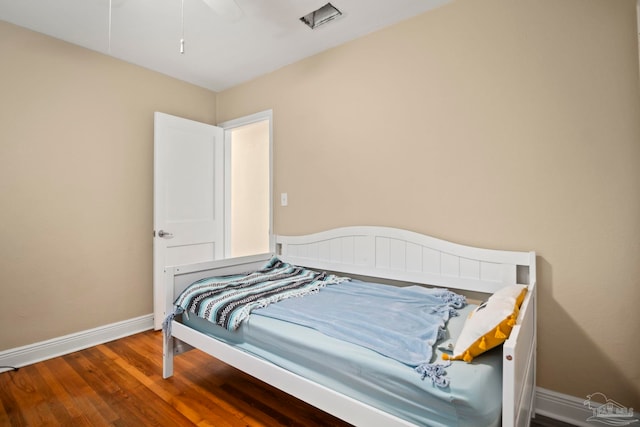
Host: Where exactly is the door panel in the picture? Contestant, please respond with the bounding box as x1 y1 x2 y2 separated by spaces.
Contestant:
153 112 224 329
165 243 216 266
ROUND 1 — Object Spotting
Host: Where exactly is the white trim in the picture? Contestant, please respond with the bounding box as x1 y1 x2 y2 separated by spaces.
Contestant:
217 109 273 129
535 387 640 427
536 387 593 426
0 314 153 372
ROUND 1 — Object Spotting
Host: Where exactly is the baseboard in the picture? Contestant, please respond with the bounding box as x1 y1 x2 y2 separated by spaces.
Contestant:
0 314 154 372
536 387 639 426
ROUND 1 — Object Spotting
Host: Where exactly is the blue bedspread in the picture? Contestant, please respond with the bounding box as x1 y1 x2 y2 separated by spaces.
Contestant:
258 279 466 384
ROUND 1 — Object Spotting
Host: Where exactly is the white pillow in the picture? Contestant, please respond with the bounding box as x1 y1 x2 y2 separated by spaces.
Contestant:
443 285 527 363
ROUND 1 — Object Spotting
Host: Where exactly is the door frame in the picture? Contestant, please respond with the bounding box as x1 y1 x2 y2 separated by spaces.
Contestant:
218 109 274 257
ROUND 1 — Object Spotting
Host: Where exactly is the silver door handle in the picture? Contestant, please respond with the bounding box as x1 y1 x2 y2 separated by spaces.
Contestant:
158 230 173 238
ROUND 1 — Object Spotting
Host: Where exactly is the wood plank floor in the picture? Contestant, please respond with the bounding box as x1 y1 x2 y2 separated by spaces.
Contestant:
0 330 572 426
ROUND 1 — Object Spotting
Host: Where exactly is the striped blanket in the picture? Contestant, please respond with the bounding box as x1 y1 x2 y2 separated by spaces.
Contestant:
172 257 348 331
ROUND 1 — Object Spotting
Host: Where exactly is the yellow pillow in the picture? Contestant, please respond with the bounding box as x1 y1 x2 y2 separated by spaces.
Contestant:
443 285 527 363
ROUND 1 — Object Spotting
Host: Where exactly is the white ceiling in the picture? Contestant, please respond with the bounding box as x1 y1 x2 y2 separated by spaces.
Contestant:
0 0 449 91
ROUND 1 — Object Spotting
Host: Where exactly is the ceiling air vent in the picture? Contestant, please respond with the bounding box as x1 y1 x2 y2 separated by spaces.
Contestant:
300 3 343 29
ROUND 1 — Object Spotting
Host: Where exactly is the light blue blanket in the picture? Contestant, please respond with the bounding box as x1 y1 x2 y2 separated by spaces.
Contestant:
258 278 466 386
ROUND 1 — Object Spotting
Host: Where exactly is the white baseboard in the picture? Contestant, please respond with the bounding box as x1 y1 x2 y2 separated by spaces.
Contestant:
0 314 154 372
536 387 639 426
536 387 593 426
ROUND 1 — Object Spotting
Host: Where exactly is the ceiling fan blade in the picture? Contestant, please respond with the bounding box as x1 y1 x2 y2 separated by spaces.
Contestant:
202 0 243 21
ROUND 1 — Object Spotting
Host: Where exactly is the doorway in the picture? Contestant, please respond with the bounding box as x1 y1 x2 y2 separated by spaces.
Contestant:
220 110 273 258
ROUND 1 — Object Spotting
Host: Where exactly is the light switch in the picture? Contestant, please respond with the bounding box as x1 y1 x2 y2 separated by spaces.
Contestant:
281 193 288 206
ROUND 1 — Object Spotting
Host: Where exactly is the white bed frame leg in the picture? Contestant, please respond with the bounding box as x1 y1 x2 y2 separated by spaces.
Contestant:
163 326 174 379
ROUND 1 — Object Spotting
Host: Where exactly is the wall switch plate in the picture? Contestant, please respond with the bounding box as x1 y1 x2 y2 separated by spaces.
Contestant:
280 193 288 206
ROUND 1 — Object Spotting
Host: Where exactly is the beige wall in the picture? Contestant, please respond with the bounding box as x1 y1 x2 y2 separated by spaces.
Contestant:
0 21 216 348
217 0 640 406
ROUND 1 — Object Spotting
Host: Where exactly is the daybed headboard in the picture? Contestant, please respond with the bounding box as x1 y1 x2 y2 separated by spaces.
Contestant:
276 226 536 294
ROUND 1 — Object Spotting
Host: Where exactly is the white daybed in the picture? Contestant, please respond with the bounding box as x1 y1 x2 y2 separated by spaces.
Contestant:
162 226 537 427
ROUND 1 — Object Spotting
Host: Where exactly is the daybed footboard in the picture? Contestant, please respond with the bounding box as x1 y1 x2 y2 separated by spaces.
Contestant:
162 253 271 378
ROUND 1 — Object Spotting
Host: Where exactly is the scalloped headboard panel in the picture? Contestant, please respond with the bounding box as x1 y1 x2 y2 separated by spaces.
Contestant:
275 226 536 294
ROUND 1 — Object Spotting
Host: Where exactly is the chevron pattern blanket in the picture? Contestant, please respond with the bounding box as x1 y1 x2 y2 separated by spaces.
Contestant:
172 257 348 331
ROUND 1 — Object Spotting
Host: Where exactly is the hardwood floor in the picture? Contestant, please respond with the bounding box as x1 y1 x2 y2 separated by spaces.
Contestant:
0 331 349 426
0 330 572 426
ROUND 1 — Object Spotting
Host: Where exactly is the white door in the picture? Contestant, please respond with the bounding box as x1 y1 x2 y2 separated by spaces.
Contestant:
153 112 224 329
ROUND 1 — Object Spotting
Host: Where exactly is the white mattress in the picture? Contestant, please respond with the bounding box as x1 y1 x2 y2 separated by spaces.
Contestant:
180 281 503 427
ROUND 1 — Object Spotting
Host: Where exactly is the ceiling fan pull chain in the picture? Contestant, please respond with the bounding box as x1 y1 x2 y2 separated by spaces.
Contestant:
108 0 112 53
180 0 185 54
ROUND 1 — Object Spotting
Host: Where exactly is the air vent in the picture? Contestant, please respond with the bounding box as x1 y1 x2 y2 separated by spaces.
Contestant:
300 3 343 29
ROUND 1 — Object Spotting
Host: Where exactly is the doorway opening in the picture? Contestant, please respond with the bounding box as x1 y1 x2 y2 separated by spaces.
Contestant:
221 111 272 258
